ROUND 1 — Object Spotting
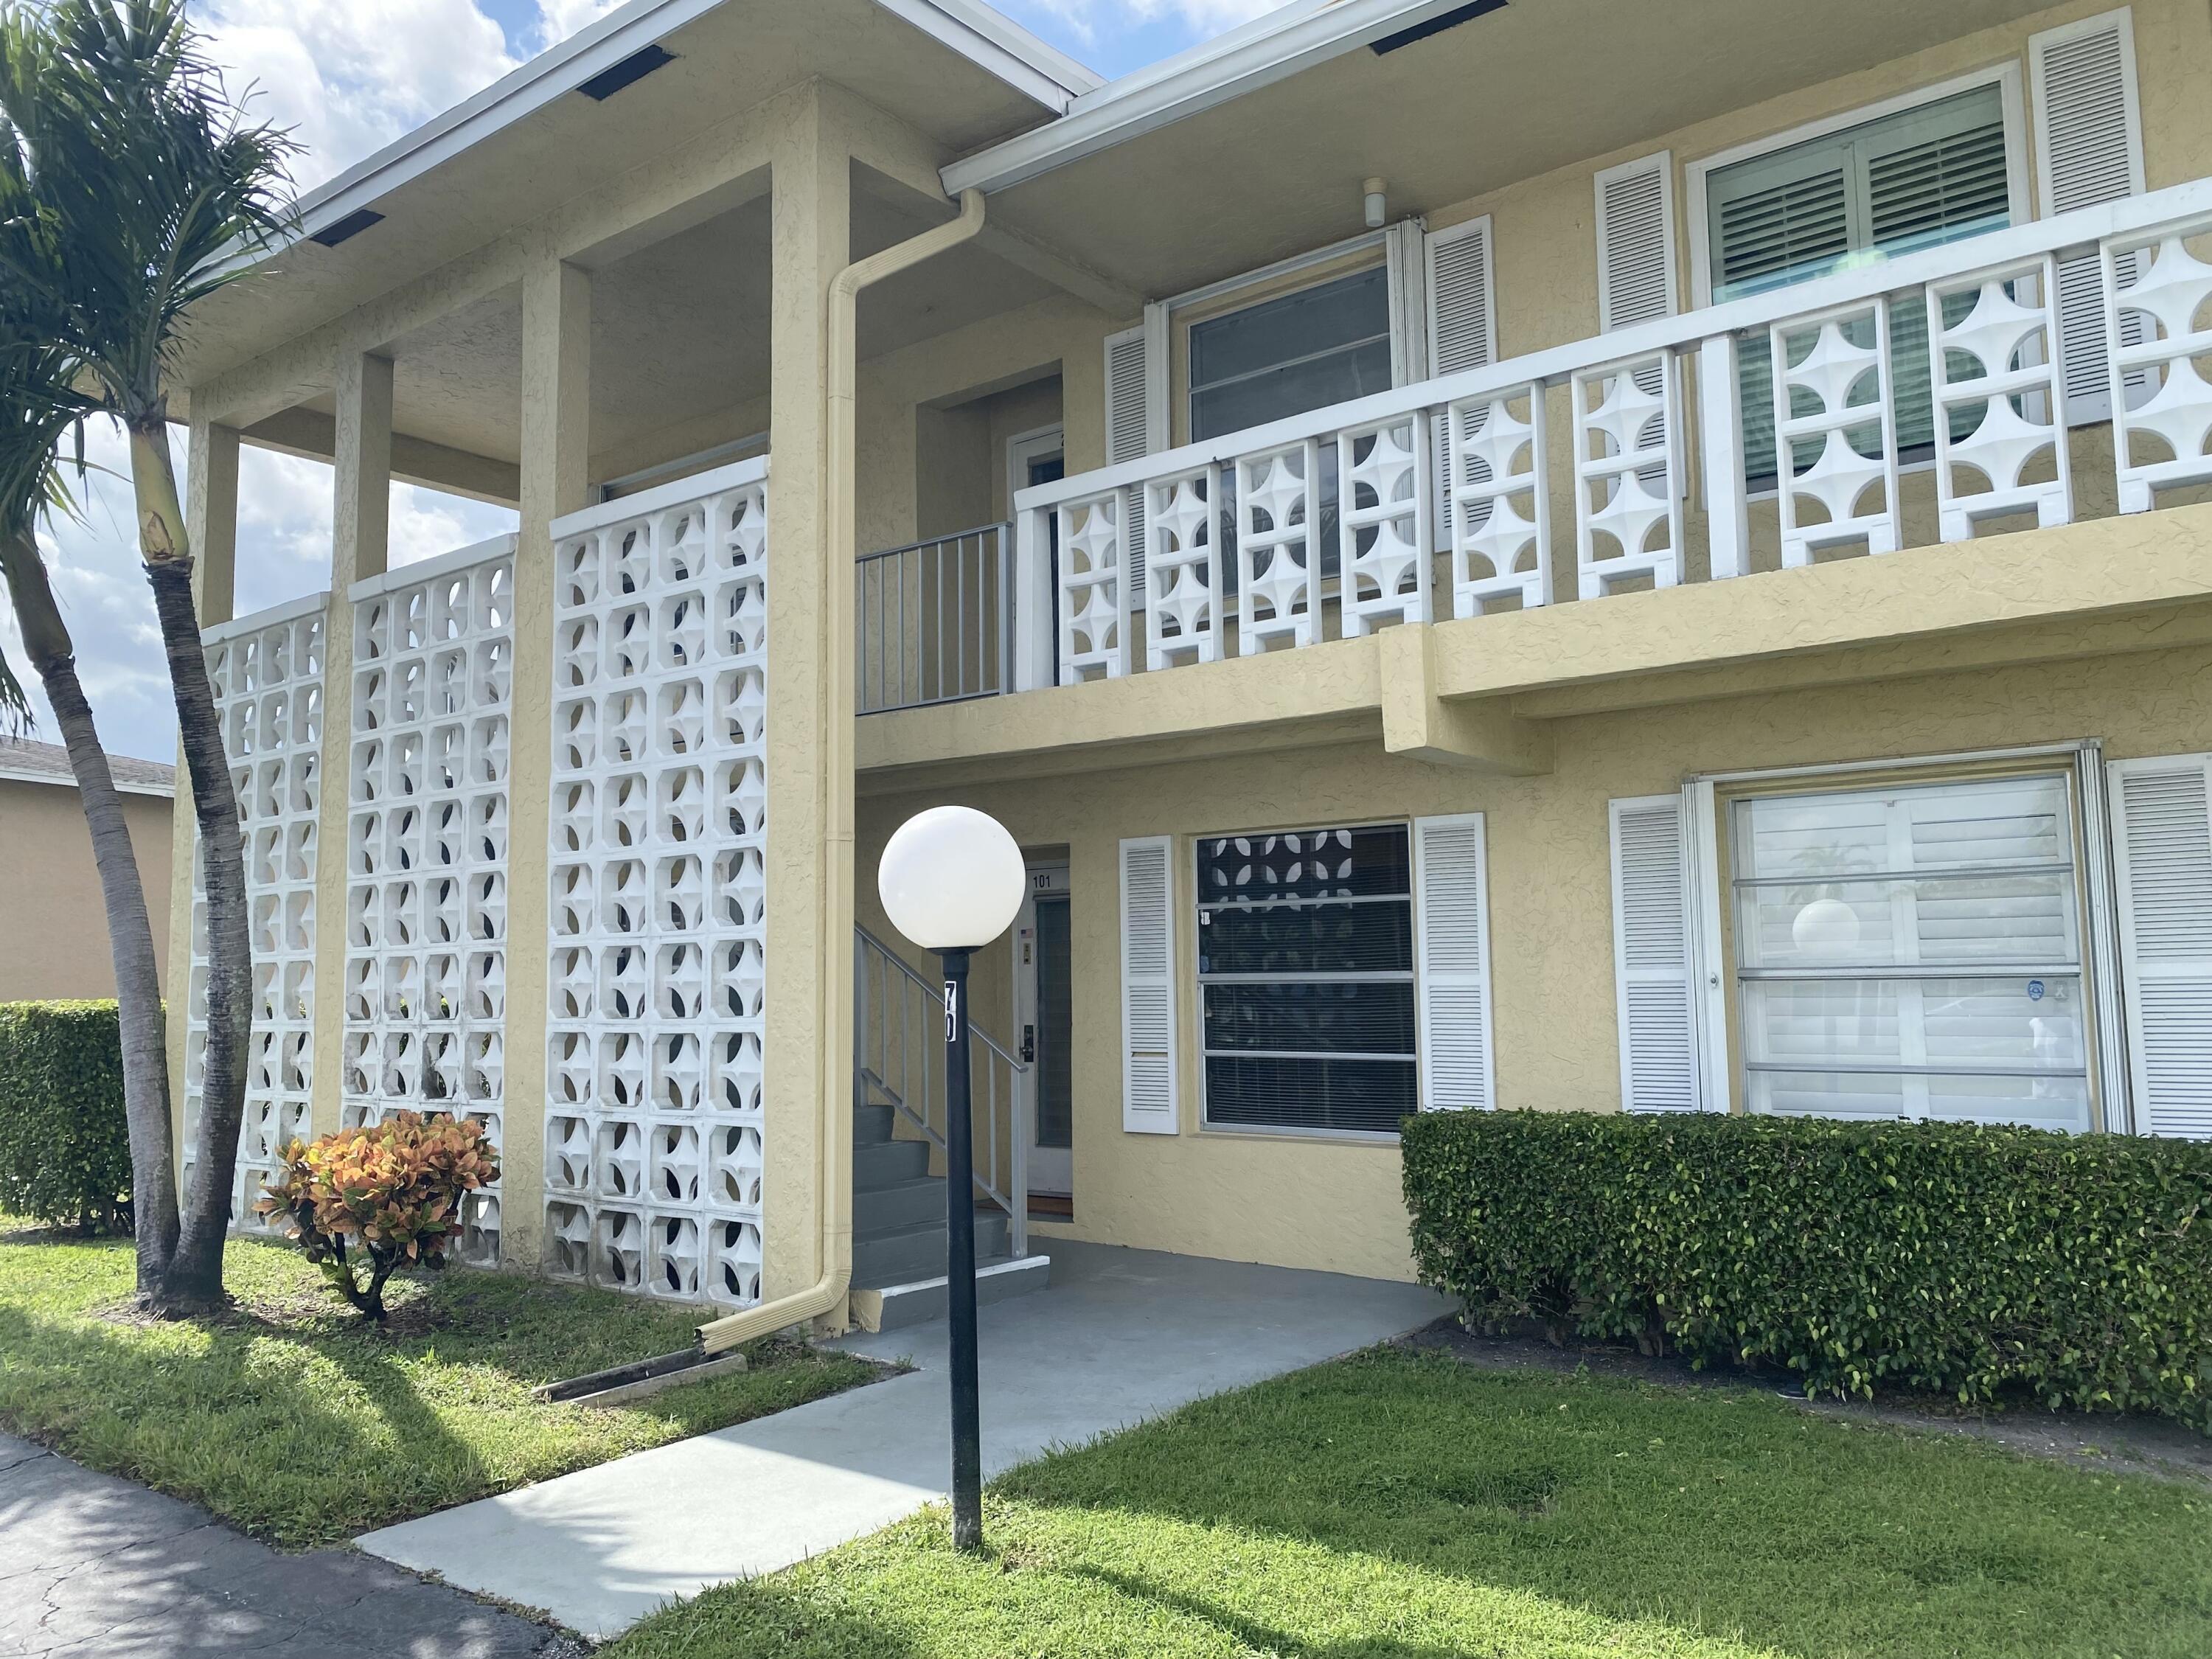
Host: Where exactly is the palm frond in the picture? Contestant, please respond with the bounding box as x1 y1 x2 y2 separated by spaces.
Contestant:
0 0 299 420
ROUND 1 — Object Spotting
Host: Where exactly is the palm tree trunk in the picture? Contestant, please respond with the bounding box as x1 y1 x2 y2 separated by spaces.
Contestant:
128 414 246 1312
0 528 180 1287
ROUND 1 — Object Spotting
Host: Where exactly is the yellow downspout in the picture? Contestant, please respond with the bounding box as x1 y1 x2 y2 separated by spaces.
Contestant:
697 187 988 1355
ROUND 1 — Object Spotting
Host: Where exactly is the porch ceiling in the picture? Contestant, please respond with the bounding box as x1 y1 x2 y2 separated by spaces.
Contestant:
172 0 1075 396
966 0 2062 300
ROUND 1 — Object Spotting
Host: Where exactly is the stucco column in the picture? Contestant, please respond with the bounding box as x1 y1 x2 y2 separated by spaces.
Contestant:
504 254 593 1273
306 354 394 1138
166 417 240 1157
762 95 852 1306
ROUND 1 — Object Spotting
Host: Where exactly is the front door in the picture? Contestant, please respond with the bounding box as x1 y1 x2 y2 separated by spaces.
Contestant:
1015 863 1073 1201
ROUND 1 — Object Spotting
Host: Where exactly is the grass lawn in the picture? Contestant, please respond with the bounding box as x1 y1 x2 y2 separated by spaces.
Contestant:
610 1347 2212 1659
0 1222 879 1550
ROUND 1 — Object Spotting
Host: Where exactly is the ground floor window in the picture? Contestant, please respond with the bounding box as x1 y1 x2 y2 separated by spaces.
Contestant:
1729 772 2090 1130
1197 823 1415 1135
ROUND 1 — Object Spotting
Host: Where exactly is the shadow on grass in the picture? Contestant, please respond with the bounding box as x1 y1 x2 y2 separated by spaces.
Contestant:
1071 1564 1486 1659
995 1348 2212 1659
614 1579 921 1659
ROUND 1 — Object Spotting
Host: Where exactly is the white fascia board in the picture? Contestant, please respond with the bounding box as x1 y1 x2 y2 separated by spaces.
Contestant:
942 0 1467 196
0 766 173 799
246 0 1093 268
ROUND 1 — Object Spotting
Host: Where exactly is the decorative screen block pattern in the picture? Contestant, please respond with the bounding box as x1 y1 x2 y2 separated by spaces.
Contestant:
2103 212 2212 513
188 601 326 1228
342 546 514 1267
1573 352 1682 598
546 467 769 1307
1927 254 2073 540
1768 299 1900 566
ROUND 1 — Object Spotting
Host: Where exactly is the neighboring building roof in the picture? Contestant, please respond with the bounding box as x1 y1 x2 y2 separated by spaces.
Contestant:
0 740 175 799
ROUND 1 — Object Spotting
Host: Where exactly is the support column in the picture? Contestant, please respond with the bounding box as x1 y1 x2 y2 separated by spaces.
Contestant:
504 255 592 1272
763 93 852 1307
166 417 240 1157
306 355 395 1139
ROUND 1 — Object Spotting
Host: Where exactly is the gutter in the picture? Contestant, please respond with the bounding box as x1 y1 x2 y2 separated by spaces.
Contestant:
695 187 990 1357
941 0 1470 196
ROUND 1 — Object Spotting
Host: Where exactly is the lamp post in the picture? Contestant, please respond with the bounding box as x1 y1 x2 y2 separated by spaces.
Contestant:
877 804 1026 1553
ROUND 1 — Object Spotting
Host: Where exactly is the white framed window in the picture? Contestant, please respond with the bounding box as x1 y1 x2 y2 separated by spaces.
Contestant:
1686 69 2028 485
1727 772 2092 1131
1195 821 1418 1137
1186 265 1395 444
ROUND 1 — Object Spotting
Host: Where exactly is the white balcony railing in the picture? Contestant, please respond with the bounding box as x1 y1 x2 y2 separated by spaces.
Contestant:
1009 177 2212 692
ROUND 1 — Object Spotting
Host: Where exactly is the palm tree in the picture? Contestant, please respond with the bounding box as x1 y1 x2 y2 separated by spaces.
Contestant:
0 340 181 1285
0 0 294 1309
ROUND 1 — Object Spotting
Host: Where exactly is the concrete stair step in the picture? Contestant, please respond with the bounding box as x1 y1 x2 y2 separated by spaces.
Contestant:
853 1103 896 1146
851 1211 1012 1288
849 1253 1051 1333
852 1137 930 1189
852 1175 946 1234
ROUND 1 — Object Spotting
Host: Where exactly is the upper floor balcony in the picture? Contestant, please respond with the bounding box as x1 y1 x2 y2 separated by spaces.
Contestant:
856 175 2212 785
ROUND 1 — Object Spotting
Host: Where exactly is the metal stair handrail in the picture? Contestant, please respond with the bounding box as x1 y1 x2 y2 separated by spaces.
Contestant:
854 922 1028 1257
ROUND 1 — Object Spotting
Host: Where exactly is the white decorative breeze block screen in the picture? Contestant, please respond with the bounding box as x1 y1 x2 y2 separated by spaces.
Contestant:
342 541 515 1267
1769 299 1901 566
189 598 326 1228
1337 413 1432 637
1927 254 2073 540
1056 490 1127 681
1446 385 1551 617
2103 212 2212 513
545 461 769 1307
1574 352 1683 598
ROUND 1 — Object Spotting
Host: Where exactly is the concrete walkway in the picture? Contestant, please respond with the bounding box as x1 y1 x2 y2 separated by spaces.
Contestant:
359 1241 1452 1639
0 1433 562 1658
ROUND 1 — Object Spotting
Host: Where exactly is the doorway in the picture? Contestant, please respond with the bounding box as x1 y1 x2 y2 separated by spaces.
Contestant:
1015 861 1072 1208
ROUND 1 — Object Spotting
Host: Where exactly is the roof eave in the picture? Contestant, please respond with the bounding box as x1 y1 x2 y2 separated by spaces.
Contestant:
941 0 1465 196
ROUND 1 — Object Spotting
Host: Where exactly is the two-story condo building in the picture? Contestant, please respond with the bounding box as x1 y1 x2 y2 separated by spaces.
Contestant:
165 0 2212 1340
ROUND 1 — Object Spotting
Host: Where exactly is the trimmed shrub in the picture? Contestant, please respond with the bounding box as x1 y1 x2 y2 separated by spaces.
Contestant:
257 1113 499 1322
0 1001 133 1233
1403 1109 2212 1428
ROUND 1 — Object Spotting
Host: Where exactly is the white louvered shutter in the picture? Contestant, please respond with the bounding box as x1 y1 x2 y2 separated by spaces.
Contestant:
2031 9 2145 424
1425 216 1496 547
1104 321 1156 594
1610 794 1700 1113
1120 835 1179 1133
1414 813 1495 1112
1596 153 1678 333
2109 755 2212 1138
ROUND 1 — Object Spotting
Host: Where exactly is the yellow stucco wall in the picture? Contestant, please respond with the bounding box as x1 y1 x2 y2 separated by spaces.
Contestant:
0 780 174 1003
857 637 2212 1284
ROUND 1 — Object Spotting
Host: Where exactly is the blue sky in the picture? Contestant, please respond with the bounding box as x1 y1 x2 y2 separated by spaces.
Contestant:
4 0 1279 764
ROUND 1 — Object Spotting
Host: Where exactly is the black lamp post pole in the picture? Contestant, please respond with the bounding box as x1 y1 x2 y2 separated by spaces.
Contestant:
939 945 984 1552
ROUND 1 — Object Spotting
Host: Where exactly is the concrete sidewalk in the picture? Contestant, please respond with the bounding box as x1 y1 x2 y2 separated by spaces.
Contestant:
0 1433 562 1659
358 1241 1452 1639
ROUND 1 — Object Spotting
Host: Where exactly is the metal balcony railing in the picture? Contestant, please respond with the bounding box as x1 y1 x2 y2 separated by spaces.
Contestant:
855 522 1014 714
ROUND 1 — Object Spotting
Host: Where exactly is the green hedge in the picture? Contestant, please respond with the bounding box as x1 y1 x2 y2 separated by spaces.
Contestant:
0 1001 133 1233
1403 1109 2212 1428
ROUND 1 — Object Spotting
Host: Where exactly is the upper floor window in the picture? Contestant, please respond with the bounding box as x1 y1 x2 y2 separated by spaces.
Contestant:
1187 265 1393 442
1702 83 2017 481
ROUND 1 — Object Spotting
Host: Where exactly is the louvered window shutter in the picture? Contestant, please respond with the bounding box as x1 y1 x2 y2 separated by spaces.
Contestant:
1424 217 1496 548
1610 794 1701 1113
2031 10 2145 424
1104 318 1164 595
1120 835 1179 1133
2109 754 2212 1138
1414 813 1495 1112
1596 153 1678 333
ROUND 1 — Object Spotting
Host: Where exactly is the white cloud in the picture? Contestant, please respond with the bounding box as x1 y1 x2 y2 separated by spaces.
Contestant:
197 0 519 188
532 0 626 50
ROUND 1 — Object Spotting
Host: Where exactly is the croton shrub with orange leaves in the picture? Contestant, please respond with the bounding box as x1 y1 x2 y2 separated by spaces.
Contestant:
256 1113 500 1322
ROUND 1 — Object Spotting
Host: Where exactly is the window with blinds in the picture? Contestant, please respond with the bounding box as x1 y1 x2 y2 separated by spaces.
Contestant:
1706 86 2014 484
1197 823 1416 1135
1730 773 2090 1132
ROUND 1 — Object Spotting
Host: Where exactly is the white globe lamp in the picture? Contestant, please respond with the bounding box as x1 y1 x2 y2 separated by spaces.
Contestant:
878 805 1026 952
873 804 1026 1557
